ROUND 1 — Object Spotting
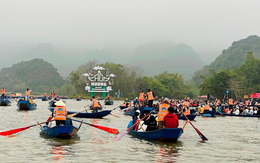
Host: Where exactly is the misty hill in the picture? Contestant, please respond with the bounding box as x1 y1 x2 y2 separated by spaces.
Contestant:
130 42 205 79
0 58 65 94
192 35 260 87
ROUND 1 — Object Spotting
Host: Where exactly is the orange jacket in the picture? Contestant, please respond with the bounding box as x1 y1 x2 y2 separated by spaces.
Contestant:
158 103 169 121
54 106 67 121
139 92 144 101
204 103 210 111
93 99 100 108
25 90 30 96
1 89 5 95
229 99 233 105
147 91 154 101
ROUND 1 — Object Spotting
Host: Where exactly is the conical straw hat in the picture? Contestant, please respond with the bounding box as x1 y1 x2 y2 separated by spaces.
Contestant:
55 100 66 106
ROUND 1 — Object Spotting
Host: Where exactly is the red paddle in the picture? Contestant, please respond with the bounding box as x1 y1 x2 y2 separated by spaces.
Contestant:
71 119 119 135
0 120 50 136
177 106 208 141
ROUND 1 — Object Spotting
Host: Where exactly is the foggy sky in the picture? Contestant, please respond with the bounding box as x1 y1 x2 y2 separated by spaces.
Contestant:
1 0 260 64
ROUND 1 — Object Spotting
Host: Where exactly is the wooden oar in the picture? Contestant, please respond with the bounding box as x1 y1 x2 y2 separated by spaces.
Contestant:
71 119 119 135
182 120 188 131
0 120 52 136
103 106 120 118
67 110 86 118
115 112 151 141
177 106 208 141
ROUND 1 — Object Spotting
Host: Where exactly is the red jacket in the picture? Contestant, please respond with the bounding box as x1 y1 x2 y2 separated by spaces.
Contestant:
163 113 179 128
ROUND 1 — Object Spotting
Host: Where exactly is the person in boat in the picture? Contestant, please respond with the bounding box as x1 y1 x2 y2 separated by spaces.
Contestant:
204 100 210 113
53 100 67 126
133 97 139 107
25 88 31 101
132 110 140 131
138 91 145 107
157 98 169 129
52 91 55 100
163 107 179 128
92 96 101 113
228 97 234 111
107 93 110 100
44 93 47 98
144 115 157 131
78 96 81 100
1 87 5 100
147 89 155 107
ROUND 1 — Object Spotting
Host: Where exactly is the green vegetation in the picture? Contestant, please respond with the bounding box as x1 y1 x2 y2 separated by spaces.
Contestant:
199 52 260 99
0 58 66 95
69 61 196 99
192 35 260 88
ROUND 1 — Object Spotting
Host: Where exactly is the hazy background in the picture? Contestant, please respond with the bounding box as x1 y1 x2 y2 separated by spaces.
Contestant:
1 0 260 78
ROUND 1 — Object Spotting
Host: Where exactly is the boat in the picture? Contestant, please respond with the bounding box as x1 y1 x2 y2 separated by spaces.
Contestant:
0 99 11 106
178 114 197 120
49 100 57 107
17 99 37 110
76 98 81 101
124 107 138 116
40 119 82 138
47 108 112 118
129 128 183 141
200 111 216 117
67 110 112 118
104 99 114 105
42 96 48 101
216 112 260 117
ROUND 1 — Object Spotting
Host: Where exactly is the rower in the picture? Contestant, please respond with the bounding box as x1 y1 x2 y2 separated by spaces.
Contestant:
25 88 31 101
53 100 67 126
157 98 169 129
92 96 101 113
1 87 5 100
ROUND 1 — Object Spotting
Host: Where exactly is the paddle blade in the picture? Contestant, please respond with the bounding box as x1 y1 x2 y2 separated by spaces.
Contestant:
194 127 208 141
115 130 128 141
0 126 30 136
88 123 119 135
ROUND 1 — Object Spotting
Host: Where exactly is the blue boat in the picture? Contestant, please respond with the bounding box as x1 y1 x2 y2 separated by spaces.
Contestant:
178 114 197 120
0 99 12 106
104 99 114 105
216 112 260 117
42 97 48 101
124 107 138 116
67 110 112 118
17 99 37 110
47 108 112 118
200 111 216 117
49 100 57 107
129 128 183 141
76 98 81 101
40 119 82 138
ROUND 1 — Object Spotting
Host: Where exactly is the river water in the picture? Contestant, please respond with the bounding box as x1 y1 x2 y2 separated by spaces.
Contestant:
0 99 259 162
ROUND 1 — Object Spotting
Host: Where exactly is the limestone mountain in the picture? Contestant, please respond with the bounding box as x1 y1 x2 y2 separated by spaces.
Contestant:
192 35 260 87
0 58 65 94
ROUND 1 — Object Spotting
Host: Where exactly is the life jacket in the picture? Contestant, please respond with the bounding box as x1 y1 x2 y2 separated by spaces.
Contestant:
184 108 190 115
184 101 189 107
200 107 204 113
54 106 67 121
78 96 81 99
107 94 110 98
25 90 30 96
1 89 5 94
44 93 46 96
229 99 233 105
93 99 100 108
158 103 169 121
52 92 55 97
139 92 144 101
204 103 210 111
147 91 154 101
